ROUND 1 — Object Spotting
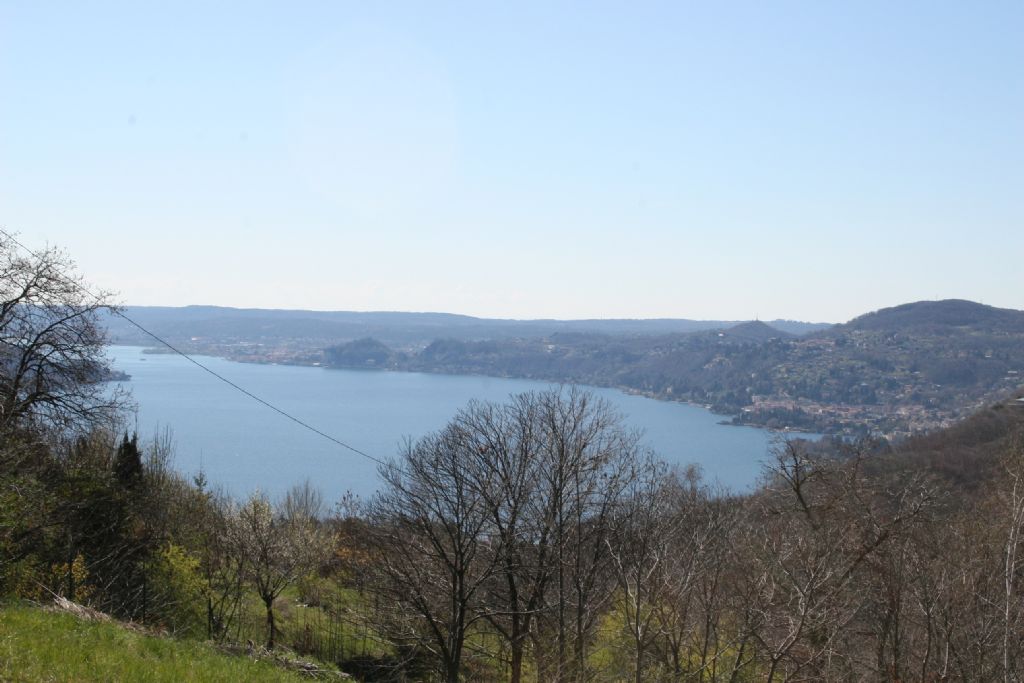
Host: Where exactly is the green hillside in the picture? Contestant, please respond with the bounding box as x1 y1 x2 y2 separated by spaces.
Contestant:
0 603 314 683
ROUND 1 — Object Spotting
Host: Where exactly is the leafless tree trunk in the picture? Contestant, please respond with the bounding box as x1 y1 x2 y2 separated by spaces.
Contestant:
368 428 500 683
230 481 330 650
743 440 933 682
533 387 639 683
606 459 680 683
456 395 547 683
1000 434 1024 683
0 234 124 444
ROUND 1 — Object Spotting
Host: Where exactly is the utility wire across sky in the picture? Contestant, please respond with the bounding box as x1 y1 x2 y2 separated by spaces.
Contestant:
0 228 390 469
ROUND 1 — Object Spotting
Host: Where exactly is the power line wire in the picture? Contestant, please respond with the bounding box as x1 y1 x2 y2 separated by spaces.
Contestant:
0 228 390 468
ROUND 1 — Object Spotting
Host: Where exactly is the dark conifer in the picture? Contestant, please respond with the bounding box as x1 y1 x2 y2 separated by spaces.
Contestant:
113 432 143 490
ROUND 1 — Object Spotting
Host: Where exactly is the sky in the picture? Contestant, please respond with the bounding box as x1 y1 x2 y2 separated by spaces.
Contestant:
0 2 1021 323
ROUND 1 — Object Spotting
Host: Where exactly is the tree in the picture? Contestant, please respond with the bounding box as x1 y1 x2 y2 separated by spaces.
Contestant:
0 233 122 446
742 440 933 682
196 485 247 641
0 235 125 594
997 432 1024 683
374 387 644 683
531 387 638 682
113 432 143 490
454 395 544 683
605 459 679 683
230 481 330 650
368 427 500 683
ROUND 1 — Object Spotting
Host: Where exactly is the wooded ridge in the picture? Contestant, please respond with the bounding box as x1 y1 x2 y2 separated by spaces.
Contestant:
325 300 1024 437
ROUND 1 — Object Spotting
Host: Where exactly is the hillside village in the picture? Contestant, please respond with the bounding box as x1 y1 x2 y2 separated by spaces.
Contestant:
119 300 1024 440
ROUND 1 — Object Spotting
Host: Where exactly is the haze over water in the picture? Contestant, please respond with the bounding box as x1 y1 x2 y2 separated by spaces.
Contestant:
107 345 786 501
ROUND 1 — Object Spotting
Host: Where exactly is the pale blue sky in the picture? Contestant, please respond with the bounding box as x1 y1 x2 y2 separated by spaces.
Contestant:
1 1 1021 322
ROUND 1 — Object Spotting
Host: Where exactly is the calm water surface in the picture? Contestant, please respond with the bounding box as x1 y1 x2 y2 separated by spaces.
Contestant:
108 345 787 501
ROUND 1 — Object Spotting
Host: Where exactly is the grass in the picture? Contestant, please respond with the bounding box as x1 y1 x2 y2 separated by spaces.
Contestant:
233 581 391 663
0 603 311 682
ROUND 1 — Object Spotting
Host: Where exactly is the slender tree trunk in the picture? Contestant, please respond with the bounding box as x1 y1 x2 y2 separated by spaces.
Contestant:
510 637 524 683
65 532 75 600
446 625 463 683
576 591 585 681
876 610 891 683
508 579 525 683
700 609 714 675
207 596 214 639
557 490 567 682
634 635 644 683
532 632 551 682
728 637 748 683
264 595 276 650
1004 474 1022 683
444 658 460 683
919 608 933 683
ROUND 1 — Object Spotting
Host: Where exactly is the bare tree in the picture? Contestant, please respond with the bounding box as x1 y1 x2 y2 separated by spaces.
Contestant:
230 481 330 649
0 236 127 589
456 395 548 683
365 388 641 683
192 482 247 641
531 387 639 683
0 234 123 445
998 432 1024 683
367 427 500 683
643 473 746 682
605 459 679 683
743 440 933 682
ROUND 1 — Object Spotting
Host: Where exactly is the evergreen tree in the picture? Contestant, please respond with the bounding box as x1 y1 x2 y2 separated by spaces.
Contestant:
113 432 143 491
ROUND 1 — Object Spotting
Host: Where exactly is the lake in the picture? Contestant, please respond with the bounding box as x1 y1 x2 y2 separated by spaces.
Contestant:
107 345 788 502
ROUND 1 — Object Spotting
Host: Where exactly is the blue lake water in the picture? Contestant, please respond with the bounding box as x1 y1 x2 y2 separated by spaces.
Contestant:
107 345 787 502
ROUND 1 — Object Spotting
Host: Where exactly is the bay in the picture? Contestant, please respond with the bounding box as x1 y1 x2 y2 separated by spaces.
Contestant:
107 345 788 502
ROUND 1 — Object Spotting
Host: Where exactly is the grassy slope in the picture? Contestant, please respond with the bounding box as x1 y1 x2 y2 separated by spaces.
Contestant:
0 604 308 683
233 582 391 661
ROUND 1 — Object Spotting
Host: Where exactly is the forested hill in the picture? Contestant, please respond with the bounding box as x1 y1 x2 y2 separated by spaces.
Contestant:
839 299 1024 333
103 306 829 348
324 300 1024 437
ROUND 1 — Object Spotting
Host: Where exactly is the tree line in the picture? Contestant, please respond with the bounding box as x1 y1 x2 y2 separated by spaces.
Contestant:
347 390 1024 683
3 235 1024 682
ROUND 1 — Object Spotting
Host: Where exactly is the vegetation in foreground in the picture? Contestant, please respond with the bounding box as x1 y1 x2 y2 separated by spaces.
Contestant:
0 602 311 682
3 235 1024 682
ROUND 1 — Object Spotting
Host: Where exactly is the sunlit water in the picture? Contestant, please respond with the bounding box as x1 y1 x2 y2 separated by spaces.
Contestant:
108 345 790 502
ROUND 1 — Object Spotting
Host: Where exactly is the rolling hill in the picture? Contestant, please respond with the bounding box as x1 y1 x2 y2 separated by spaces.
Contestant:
323 300 1024 437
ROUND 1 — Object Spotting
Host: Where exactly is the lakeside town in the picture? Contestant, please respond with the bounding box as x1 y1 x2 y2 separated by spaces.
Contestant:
129 300 1024 441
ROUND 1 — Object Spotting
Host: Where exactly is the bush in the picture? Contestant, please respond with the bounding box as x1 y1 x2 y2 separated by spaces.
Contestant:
147 543 206 636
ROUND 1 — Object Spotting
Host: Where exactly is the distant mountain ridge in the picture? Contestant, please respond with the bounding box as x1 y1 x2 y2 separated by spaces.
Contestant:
321 299 1024 437
721 320 795 342
104 300 1024 437
103 306 830 348
840 299 1024 333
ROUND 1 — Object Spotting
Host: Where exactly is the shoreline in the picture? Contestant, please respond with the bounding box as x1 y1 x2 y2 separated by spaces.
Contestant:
121 344 823 437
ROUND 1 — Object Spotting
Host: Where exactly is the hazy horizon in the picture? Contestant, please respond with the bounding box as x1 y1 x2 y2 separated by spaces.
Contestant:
117 300 841 324
2 2 1021 322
